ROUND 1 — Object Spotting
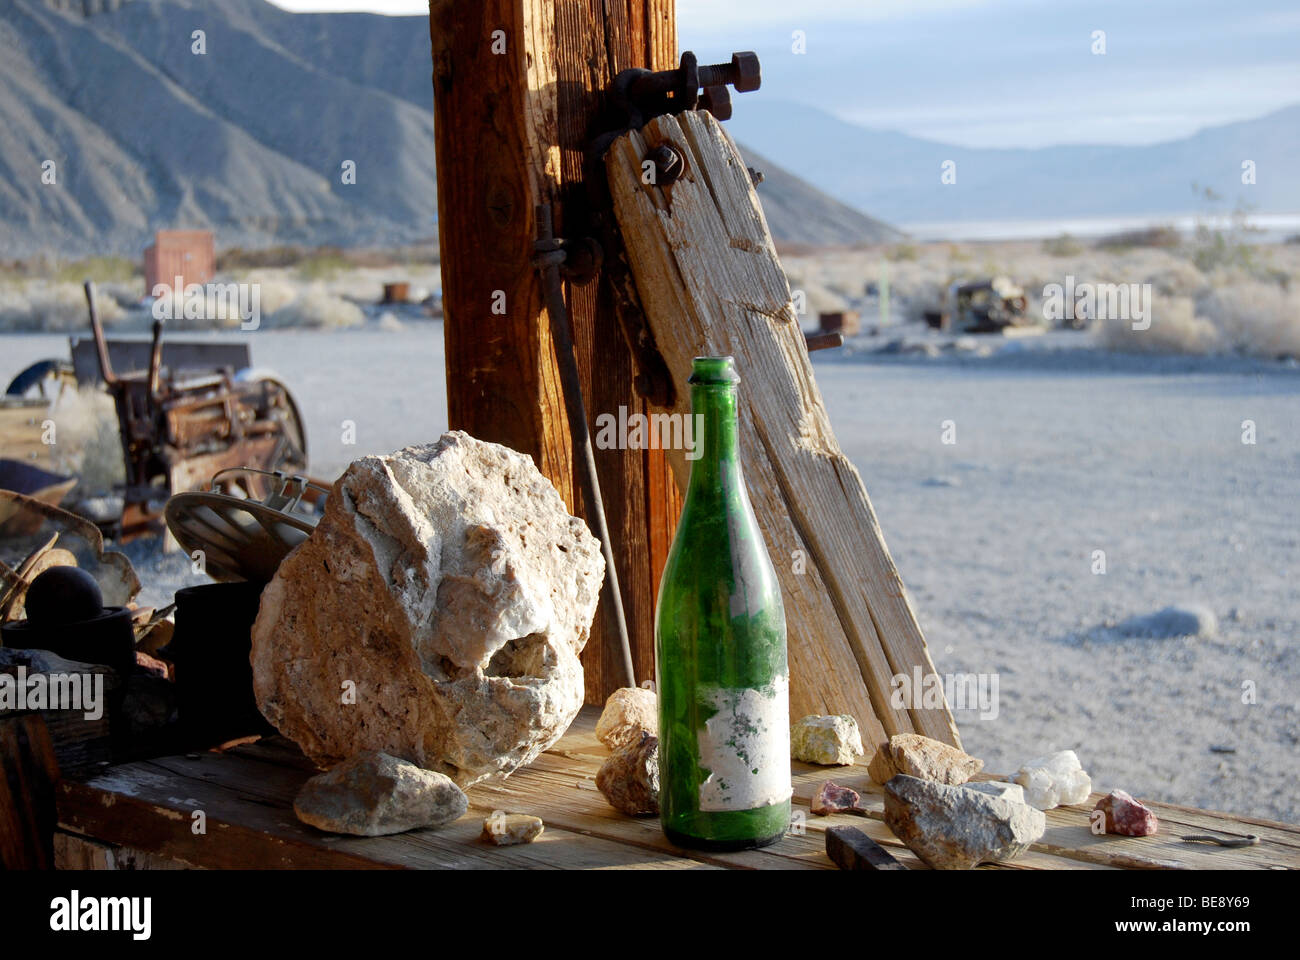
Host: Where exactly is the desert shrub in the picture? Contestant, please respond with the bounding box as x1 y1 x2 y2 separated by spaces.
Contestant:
47 388 125 494
52 256 139 284
1093 294 1219 354
294 249 353 281
888 243 919 262
1096 225 1182 251
1189 228 1263 275
1196 282 1300 359
1143 258 1206 298
253 278 300 316
1042 233 1083 257
0 281 126 332
265 287 364 329
216 245 310 271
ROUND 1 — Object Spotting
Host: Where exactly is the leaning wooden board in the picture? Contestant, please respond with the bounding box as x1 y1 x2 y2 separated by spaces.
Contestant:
605 110 957 750
53 707 1298 870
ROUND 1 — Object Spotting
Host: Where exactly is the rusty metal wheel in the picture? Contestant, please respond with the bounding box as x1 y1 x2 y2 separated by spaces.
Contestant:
164 470 328 582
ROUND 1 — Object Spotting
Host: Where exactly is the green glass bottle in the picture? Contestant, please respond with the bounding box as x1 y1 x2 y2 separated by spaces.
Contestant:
655 356 791 851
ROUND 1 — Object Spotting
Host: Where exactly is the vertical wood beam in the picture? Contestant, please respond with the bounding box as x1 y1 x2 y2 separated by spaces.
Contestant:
431 1 679 704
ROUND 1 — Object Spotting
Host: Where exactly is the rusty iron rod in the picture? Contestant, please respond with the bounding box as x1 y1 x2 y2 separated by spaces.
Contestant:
534 204 636 690
804 331 844 352
84 281 119 386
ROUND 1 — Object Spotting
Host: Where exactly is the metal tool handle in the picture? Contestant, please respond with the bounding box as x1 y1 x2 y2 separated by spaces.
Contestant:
534 204 636 690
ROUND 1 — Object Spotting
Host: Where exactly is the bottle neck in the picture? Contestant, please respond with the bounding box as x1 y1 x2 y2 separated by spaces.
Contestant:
687 382 742 493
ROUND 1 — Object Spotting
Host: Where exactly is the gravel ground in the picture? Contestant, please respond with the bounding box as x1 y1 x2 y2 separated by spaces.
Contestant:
4 325 1296 822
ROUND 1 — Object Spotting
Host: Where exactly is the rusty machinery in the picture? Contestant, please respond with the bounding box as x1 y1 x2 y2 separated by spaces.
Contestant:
925 277 1032 334
81 282 310 539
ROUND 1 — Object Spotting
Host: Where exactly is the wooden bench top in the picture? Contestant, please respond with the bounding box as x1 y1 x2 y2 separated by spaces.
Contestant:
54 707 1300 870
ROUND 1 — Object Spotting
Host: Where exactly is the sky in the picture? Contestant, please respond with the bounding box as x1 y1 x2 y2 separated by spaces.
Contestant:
268 0 1300 149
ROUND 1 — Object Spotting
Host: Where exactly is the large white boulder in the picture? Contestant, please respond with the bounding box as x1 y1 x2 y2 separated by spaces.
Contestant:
251 431 604 786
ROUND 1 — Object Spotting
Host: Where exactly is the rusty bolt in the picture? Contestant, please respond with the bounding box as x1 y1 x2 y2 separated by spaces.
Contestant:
625 51 762 114
699 85 732 121
698 51 761 94
648 144 685 184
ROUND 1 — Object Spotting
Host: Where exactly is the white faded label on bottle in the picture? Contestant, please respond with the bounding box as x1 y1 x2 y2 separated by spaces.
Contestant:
697 674 792 811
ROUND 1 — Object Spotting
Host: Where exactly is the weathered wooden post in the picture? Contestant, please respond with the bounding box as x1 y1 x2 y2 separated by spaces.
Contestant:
429 1 680 703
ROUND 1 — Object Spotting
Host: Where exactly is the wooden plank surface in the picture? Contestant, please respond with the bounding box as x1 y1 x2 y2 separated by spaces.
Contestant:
0 403 54 466
54 707 1298 870
605 109 958 748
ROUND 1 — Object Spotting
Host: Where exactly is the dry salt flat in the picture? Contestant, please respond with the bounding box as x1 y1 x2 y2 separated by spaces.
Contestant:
3 325 1297 823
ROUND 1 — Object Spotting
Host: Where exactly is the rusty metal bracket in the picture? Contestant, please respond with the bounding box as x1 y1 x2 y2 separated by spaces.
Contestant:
590 51 760 159
580 51 764 410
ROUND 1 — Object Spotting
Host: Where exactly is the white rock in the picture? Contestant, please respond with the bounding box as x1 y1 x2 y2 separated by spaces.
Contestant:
293 751 467 836
1014 750 1093 809
791 714 865 765
595 686 657 752
482 813 544 846
965 781 1025 804
251 432 605 786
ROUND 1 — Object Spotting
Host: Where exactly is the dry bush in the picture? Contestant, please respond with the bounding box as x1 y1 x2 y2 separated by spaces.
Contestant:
1042 234 1084 257
265 286 365 329
47 387 125 494
0 281 125 332
1096 225 1182 250
1093 294 1220 354
1197 282 1300 358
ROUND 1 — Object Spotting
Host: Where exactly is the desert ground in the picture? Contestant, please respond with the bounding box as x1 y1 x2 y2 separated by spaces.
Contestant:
3 236 1297 823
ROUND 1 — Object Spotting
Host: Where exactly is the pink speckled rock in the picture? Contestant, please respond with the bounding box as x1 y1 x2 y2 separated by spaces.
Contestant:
811 780 863 816
1095 789 1159 836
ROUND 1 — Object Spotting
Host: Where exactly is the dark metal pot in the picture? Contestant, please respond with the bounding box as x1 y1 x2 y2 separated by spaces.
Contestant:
159 581 275 747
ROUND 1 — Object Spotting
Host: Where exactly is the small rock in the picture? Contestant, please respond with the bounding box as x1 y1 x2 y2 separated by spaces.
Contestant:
868 733 983 786
1014 750 1092 809
883 774 1046 870
595 731 659 816
595 686 657 752
811 780 862 816
294 751 468 836
964 781 1025 804
481 812 544 846
1095 789 1159 837
791 715 864 765
1119 605 1217 639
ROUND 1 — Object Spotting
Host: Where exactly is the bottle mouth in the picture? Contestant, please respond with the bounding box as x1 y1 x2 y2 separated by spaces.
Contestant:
688 355 740 385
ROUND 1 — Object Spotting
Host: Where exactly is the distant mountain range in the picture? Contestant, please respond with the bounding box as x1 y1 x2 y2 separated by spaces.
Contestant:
724 99 1300 227
0 0 899 257
5 0 1291 258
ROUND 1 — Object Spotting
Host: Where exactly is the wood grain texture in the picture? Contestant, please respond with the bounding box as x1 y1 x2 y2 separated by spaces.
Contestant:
0 714 61 869
52 708 1298 870
605 110 961 748
430 0 571 501
550 0 680 701
431 1 680 703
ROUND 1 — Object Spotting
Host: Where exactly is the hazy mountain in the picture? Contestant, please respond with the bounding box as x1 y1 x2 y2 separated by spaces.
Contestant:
725 99 1300 226
0 0 898 258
